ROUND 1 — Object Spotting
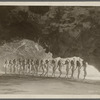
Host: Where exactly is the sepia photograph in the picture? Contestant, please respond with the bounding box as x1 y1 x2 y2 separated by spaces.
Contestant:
0 2 100 98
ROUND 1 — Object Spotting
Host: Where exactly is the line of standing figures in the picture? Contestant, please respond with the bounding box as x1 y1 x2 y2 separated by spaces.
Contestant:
4 57 87 79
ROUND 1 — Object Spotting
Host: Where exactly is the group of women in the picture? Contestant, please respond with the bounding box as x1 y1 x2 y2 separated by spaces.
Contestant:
4 57 87 79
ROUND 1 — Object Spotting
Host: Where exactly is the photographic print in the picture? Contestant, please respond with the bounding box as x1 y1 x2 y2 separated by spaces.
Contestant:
0 2 100 98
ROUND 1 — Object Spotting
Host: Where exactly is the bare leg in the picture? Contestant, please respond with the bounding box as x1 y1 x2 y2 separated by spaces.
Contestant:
4 65 7 74
77 68 80 79
52 70 55 77
32 66 35 75
17 65 19 74
35 65 38 76
83 70 87 79
58 67 62 77
71 67 74 79
65 66 69 78
59 70 62 77
10 65 12 74
40 66 44 76
65 70 69 78
44 67 48 77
